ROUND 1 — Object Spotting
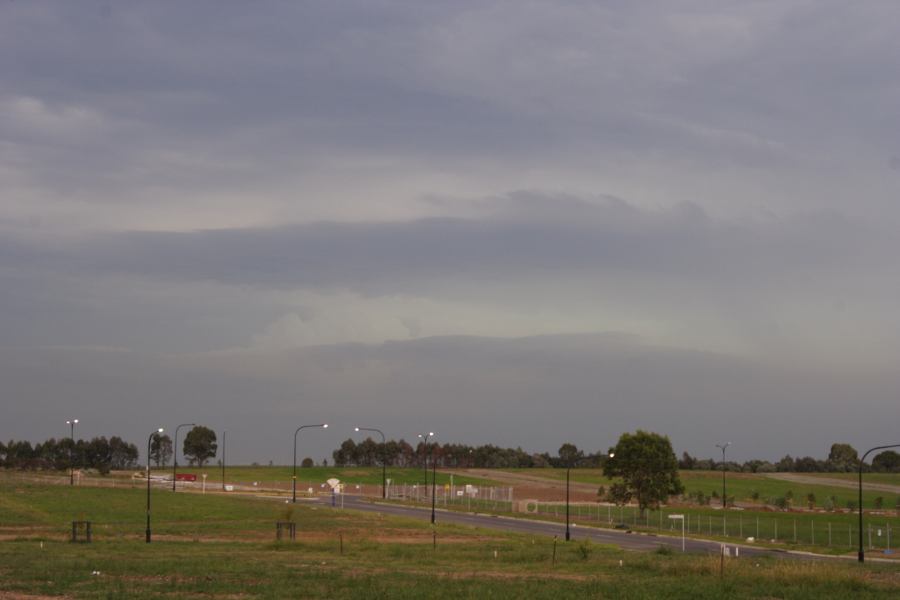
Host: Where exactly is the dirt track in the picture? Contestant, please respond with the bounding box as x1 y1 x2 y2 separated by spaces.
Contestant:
448 469 601 502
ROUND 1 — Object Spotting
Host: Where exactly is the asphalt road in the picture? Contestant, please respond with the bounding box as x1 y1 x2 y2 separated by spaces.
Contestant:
314 495 785 559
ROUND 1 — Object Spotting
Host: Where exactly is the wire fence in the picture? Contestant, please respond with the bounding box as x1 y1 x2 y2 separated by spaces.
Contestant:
528 502 898 553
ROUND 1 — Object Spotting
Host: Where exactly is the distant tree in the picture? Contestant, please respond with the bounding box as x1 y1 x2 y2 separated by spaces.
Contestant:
794 456 822 472
332 439 358 467
604 430 683 518
301 457 314 468
558 443 583 468
183 426 217 468
827 443 859 472
109 437 138 470
678 451 697 470
806 492 816 509
872 450 900 473
775 455 795 472
149 433 173 467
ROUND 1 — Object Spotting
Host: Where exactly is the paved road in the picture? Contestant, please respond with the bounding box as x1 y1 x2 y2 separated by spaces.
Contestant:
314 495 785 559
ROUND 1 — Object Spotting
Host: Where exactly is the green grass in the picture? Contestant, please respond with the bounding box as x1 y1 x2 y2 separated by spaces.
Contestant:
498 468 900 509
2 478 900 598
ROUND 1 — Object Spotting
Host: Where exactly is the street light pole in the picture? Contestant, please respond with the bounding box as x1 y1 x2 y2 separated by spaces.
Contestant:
565 467 571 541
859 443 900 562
417 432 434 498
66 419 79 486
221 430 226 492
354 427 387 499
566 451 613 542
716 442 731 509
431 446 437 524
172 423 195 492
293 424 328 503
146 427 164 543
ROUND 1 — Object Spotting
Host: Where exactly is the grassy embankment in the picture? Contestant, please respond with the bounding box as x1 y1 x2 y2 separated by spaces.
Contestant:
499 468 900 509
1 477 899 599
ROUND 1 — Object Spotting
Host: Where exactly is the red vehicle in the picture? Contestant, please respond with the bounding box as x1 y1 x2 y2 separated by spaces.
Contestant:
175 473 197 482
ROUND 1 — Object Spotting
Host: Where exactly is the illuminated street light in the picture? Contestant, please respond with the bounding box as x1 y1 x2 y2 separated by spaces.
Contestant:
293 424 328 503
146 427 164 543
354 427 387 499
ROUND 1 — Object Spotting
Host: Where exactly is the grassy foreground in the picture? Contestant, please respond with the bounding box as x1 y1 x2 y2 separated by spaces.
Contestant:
2 479 899 598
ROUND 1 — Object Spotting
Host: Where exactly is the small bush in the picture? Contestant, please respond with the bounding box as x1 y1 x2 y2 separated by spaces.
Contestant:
655 545 673 556
576 538 593 560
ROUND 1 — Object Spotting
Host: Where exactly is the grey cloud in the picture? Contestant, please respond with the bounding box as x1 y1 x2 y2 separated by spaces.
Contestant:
8 193 882 294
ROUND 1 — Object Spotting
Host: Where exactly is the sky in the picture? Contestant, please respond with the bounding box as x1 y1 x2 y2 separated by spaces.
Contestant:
2 1 900 464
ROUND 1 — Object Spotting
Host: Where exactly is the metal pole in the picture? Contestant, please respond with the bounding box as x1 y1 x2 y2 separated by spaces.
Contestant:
146 433 152 543
565 467 571 541
67 419 78 486
221 430 226 492
431 446 437 524
355 428 386 499
146 428 163 543
716 442 730 510
859 444 900 563
172 423 195 492
293 424 328 503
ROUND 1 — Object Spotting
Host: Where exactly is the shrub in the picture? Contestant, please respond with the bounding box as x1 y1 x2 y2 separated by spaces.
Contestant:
576 538 593 560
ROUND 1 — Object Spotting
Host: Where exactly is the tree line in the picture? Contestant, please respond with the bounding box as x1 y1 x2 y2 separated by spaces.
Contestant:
678 443 900 474
333 438 900 474
331 438 616 469
0 425 220 473
0 437 138 474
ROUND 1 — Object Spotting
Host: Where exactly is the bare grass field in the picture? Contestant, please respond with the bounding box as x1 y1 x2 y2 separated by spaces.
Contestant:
2 475 900 598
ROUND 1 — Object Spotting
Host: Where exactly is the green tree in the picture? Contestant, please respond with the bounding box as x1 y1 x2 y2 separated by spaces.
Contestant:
606 482 632 507
183 426 217 468
604 430 684 517
872 450 900 473
149 433 173 467
300 457 314 468
557 443 583 468
827 443 859 472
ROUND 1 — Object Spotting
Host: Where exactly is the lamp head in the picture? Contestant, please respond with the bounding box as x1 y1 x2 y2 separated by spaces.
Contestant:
322 423 328 429
608 452 615 458
354 427 360 432
157 428 164 433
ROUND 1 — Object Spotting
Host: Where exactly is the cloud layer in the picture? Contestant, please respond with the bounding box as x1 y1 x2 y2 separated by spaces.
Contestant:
2 2 900 459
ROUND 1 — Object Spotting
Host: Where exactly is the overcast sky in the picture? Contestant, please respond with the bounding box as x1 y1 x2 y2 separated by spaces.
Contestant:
3 1 900 464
